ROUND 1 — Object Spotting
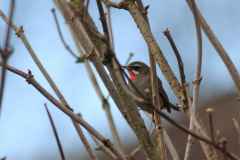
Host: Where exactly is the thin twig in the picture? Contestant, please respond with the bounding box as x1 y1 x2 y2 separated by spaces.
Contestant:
233 118 240 150
184 83 195 160
89 133 117 159
106 52 133 100
186 0 240 99
103 101 124 154
0 62 126 160
45 103 65 160
127 128 155 159
0 0 15 117
206 108 215 143
74 113 98 160
163 130 180 160
106 6 114 51
145 112 180 160
162 28 187 110
51 8 79 58
190 1 219 159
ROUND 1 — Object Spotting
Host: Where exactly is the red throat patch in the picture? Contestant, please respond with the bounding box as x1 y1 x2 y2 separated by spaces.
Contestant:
128 70 138 80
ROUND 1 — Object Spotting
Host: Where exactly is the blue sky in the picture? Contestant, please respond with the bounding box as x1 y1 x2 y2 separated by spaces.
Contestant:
0 0 239 159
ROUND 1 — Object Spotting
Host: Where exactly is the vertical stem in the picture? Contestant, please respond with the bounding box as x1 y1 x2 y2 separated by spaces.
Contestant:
135 0 165 158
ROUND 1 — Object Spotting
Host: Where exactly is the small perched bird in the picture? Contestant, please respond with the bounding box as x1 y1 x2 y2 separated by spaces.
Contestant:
122 61 180 114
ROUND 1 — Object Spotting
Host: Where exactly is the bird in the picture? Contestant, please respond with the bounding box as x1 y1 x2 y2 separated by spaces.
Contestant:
122 61 180 115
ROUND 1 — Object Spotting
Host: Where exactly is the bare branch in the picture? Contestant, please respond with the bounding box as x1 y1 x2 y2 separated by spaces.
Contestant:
233 118 240 150
125 0 185 105
127 128 155 159
73 113 98 160
89 133 117 159
189 0 219 159
206 108 215 143
184 83 195 160
163 130 180 160
0 0 15 117
106 52 133 100
0 62 125 160
162 28 187 110
45 103 65 160
145 112 180 160
101 0 125 9
134 1 165 157
102 101 124 154
51 8 79 58
186 0 240 99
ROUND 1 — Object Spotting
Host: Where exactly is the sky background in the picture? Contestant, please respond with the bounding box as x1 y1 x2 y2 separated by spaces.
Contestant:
0 0 240 159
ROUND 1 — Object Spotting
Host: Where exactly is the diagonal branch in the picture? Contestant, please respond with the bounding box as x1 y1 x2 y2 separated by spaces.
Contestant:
0 9 99 159
186 0 240 99
74 113 98 160
0 62 126 160
45 103 66 160
52 4 124 153
51 8 79 59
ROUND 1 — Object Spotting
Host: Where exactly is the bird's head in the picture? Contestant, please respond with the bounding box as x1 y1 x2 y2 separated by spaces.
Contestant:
122 61 150 80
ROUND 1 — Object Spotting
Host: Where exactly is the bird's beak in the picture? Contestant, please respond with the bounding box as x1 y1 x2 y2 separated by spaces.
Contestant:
122 66 131 70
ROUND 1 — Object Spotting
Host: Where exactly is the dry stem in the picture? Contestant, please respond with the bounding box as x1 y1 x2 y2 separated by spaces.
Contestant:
0 62 125 160
186 0 240 98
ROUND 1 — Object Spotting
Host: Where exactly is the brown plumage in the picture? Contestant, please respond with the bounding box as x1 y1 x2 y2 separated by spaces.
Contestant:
123 61 180 114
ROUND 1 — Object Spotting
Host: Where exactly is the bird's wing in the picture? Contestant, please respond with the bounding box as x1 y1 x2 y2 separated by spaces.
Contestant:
157 78 171 113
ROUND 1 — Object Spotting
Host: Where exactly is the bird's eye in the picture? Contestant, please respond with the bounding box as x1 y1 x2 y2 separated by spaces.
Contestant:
131 66 140 70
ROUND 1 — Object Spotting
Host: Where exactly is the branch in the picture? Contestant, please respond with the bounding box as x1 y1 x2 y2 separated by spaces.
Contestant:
0 0 15 117
50 1 239 159
124 0 221 158
127 128 155 159
89 133 117 159
73 113 98 160
186 0 240 99
0 9 102 159
45 104 65 160
0 62 125 160
163 28 187 110
206 108 215 143
110 59 239 159
125 0 185 105
184 84 195 160
51 8 79 59
53 2 124 153
145 112 180 160
233 118 240 151
190 0 219 159
94 1 161 159
0 9 125 159
101 0 126 9
135 0 165 158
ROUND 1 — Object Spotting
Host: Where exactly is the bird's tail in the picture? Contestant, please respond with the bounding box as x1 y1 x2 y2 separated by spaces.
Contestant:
170 102 181 112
